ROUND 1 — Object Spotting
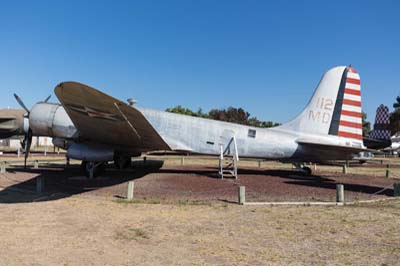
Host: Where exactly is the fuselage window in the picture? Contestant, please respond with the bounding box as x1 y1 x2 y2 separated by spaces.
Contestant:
248 129 256 138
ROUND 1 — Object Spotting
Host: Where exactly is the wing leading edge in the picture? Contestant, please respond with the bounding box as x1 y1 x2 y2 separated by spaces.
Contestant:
55 82 170 152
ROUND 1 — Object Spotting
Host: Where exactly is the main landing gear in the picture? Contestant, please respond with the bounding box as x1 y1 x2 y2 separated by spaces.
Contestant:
80 156 132 178
301 166 312 176
293 163 312 176
114 156 132 170
81 161 107 179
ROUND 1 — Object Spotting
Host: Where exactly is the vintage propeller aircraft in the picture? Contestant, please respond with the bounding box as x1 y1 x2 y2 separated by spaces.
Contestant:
1 66 372 177
363 104 391 150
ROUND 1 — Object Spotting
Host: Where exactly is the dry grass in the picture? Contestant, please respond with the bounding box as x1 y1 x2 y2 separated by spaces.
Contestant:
0 195 399 265
114 227 150 241
0 154 398 265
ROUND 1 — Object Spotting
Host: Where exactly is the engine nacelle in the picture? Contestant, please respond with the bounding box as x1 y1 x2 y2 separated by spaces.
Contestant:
29 103 77 139
67 143 114 162
52 137 73 150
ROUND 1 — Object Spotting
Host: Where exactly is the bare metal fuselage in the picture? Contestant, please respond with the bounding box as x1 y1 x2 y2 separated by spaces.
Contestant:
141 108 357 162
140 108 298 159
15 101 357 162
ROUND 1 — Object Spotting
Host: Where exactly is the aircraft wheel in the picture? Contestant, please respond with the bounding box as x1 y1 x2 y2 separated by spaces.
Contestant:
301 166 312 176
114 156 131 170
97 162 107 175
81 161 87 171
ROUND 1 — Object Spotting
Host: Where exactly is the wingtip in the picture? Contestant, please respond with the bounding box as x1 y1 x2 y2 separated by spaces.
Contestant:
54 81 78 94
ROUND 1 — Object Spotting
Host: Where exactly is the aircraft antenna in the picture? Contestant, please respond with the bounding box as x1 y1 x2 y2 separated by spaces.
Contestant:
127 98 137 106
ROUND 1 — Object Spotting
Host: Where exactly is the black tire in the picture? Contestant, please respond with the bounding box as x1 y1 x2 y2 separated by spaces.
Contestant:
302 166 312 176
114 156 131 170
81 161 87 171
97 162 107 175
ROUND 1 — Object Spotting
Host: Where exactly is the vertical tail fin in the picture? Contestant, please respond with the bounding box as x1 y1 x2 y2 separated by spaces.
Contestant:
278 66 363 142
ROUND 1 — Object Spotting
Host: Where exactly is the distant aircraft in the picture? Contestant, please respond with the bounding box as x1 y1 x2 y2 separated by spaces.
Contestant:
362 105 400 155
363 104 391 150
2 66 373 177
383 134 400 154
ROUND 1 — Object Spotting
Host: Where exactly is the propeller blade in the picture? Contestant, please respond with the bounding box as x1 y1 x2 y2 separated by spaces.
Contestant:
24 129 32 169
20 138 26 153
14 94 30 113
44 95 51 103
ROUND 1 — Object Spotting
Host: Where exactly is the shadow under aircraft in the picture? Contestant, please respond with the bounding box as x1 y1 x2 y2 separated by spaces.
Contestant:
0 160 164 204
0 162 393 204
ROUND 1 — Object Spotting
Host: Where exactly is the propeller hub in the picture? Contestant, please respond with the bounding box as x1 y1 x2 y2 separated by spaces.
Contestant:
23 116 30 134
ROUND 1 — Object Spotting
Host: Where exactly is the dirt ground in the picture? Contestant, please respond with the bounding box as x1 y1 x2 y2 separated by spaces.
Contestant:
0 196 399 266
0 157 397 204
0 156 399 265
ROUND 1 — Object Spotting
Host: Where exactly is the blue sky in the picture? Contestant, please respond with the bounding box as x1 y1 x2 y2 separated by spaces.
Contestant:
0 0 399 123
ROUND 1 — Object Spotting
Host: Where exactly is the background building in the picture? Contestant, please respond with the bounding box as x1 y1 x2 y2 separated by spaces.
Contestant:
0 136 53 150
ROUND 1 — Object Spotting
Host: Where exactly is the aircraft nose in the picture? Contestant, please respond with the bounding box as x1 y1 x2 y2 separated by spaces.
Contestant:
0 109 25 139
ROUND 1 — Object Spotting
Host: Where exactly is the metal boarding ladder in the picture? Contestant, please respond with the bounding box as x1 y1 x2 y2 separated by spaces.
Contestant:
218 136 239 179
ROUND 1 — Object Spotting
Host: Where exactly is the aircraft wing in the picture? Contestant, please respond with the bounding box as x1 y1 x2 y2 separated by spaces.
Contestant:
54 82 170 151
0 117 15 123
0 109 25 123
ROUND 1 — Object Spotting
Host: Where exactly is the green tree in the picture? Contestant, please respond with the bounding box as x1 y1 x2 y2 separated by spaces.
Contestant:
390 111 400 135
388 96 400 134
248 117 280 128
166 105 199 117
362 112 371 137
195 108 209 118
393 96 400 110
166 105 280 128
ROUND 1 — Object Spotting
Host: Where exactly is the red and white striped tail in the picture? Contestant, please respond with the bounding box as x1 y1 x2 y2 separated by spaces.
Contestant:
277 66 363 140
337 67 362 140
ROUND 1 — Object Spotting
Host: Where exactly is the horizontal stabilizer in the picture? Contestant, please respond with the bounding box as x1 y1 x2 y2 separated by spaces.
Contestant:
297 139 376 154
